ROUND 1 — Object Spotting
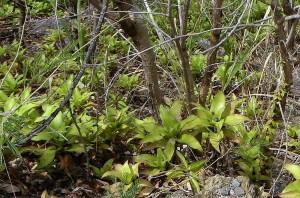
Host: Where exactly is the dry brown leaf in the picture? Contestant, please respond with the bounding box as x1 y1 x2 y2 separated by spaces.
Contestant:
58 154 73 172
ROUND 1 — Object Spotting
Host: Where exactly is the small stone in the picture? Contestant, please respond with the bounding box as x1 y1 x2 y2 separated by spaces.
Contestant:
232 178 240 187
219 185 230 196
4 185 20 193
234 187 245 196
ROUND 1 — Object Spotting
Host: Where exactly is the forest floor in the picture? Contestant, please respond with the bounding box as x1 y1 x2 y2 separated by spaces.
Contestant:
1 15 299 198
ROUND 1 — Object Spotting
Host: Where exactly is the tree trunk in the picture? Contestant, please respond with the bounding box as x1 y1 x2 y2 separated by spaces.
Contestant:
90 0 163 119
271 0 298 120
199 0 223 106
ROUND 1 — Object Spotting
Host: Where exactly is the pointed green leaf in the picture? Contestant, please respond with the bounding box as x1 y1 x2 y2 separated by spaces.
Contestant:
160 105 178 128
210 91 226 119
141 131 164 143
194 106 213 120
131 163 140 178
167 171 185 179
134 154 157 167
66 144 85 153
279 190 300 198
31 132 52 141
37 149 56 169
164 138 175 161
190 160 206 173
224 114 250 125
140 122 161 133
281 180 300 194
180 115 210 131
284 164 300 179
191 178 201 193
102 170 123 181
209 131 224 152
176 151 188 169
157 148 167 167
170 101 182 121
178 134 202 152
214 119 224 132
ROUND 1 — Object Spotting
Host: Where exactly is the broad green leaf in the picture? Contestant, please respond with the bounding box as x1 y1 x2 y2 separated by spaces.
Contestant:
37 149 56 169
157 148 167 167
4 97 17 112
210 91 226 119
164 138 175 161
238 161 251 173
224 114 250 126
221 103 232 118
0 91 8 102
131 163 140 178
284 164 300 179
20 87 31 101
90 159 113 177
122 161 134 184
134 154 157 167
140 122 161 133
66 144 85 153
279 190 300 198
191 178 201 193
214 119 224 132
170 101 182 121
141 131 163 143
178 134 202 152
176 151 188 169
209 131 224 152
159 105 178 129
31 132 52 141
167 171 185 179
281 180 300 194
190 160 206 173
194 106 213 120
50 112 65 131
102 170 122 181
180 116 210 131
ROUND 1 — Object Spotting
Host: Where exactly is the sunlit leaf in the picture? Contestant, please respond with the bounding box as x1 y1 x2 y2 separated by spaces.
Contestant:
180 116 210 131
170 101 182 121
209 131 224 152
191 178 201 193
224 114 250 126
160 105 178 129
167 171 185 179
37 149 56 169
178 134 202 152
164 138 175 161
176 151 188 169
210 91 225 119
190 160 206 173
284 164 300 179
281 180 300 195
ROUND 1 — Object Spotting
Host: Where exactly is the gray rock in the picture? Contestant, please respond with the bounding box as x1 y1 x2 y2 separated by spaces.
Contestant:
219 185 230 196
232 178 240 187
197 175 258 198
234 187 245 196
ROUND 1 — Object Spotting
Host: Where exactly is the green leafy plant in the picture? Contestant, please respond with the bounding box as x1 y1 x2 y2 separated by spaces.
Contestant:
133 101 204 163
235 126 269 181
279 164 300 197
116 73 142 90
195 91 249 152
167 151 206 193
101 161 150 197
